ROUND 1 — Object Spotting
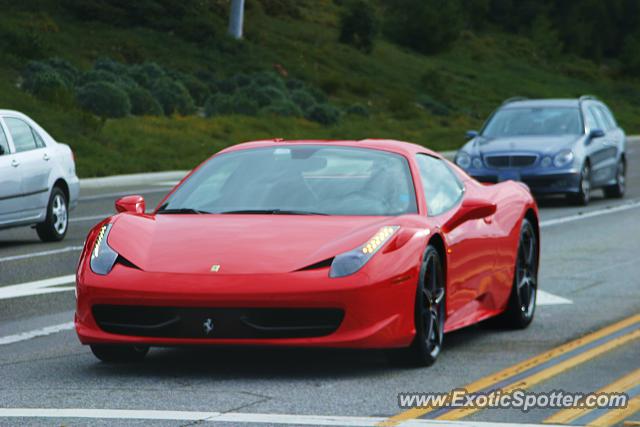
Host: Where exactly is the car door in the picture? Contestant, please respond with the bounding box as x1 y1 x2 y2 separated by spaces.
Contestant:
596 105 623 179
0 121 24 225
3 116 53 217
582 105 610 186
415 154 496 327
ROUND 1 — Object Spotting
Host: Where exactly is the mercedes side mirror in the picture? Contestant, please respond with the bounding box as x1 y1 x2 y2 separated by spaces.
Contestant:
466 130 479 139
443 197 497 232
115 195 145 214
589 129 605 139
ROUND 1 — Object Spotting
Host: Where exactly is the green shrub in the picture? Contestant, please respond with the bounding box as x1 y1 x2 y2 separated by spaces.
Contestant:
126 85 163 116
339 0 378 53
26 71 74 105
152 78 196 115
290 89 317 112
78 69 121 86
384 0 463 54
128 62 167 89
346 103 370 117
177 73 211 106
263 100 302 117
1 28 48 59
305 104 341 125
205 94 231 116
251 85 287 107
76 81 131 118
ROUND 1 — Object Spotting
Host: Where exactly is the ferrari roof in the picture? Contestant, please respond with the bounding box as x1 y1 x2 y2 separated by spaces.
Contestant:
220 139 440 159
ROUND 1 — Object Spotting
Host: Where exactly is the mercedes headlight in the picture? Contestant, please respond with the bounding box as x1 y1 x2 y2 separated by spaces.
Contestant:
455 152 471 169
90 224 119 275
329 226 399 278
553 150 574 168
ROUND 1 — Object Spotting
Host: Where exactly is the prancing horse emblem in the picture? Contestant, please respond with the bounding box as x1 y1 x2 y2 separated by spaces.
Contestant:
203 318 214 335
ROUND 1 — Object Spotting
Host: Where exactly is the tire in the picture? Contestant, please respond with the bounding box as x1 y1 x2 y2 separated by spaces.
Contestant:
36 187 68 242
497 218 538 329
90 345 149 363
603 158 626 199
391 245 445 367
567 163 591 206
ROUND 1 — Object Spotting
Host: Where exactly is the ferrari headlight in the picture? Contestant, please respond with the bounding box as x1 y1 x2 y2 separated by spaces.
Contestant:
90 224 119 275
553 150 574 168
329 226 399 278
455 152 471 169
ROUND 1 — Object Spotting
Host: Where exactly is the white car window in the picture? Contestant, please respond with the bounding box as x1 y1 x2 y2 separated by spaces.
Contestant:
417 154 464 216
5 117 39 153
0 125 9 155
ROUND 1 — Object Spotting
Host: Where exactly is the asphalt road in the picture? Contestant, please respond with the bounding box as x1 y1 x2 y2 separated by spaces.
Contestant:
0 142 639 427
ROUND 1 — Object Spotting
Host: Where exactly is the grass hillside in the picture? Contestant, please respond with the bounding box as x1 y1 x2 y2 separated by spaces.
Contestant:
1 1 640 177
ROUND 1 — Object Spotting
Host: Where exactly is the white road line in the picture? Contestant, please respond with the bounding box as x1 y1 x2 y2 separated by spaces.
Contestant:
537 290 572 305
0 246 83 263
539 199 640 228
0 322 74 346
0 408 563 427
0 274 75 300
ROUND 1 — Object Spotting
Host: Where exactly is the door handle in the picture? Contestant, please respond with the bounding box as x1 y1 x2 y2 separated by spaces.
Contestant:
43 153 50 161
11 159 19 167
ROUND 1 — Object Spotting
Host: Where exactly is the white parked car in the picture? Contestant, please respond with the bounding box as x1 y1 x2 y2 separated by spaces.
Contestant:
0 110 79 241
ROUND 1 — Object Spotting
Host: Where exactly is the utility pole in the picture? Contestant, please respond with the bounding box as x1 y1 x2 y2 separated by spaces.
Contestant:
228 0 245 39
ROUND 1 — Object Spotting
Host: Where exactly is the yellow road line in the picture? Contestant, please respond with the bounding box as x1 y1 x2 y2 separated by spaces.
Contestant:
378 313 640 427
436 329 640 420
544 367 640 424
589 395 640 426
623 421 640 426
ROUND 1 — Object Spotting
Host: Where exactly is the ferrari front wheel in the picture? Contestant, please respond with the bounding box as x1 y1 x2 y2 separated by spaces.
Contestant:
393 245 445 367
90 344 149 363
500 218 538 329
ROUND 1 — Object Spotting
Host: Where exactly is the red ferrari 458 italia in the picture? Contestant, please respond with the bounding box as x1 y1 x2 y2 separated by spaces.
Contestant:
75 139 539 366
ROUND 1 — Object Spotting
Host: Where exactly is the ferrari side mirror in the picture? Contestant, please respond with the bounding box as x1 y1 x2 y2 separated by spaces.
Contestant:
115 195 145 214
443 197 496 232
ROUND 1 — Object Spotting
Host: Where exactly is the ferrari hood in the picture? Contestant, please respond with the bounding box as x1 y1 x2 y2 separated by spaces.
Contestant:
107 214 394 274
475 135 580 155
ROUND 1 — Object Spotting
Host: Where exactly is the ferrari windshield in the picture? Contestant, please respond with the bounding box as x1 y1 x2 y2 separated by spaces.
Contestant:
482 107 583 137
158 145 417 216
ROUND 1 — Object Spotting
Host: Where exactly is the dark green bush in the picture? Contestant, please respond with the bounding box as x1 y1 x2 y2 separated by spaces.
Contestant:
27 71 74 105
251 85 287 107
1 28 48 59
339 0 378 53
205 94 234 117
290 89 317 112
305 104 341 125
384 0 463 54
263 100 302 117
346 103 370 117
417 94 450 116
128 62 167 89
126 85 163 116
76 81 131 118
152 78 196 116
78 69 121 86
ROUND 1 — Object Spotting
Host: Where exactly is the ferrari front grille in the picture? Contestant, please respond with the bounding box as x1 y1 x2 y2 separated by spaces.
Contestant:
92 305 344 339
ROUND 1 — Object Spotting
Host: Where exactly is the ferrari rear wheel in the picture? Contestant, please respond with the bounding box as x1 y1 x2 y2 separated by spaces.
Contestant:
499 218 538 329
90 344 149 363
393 245 445 367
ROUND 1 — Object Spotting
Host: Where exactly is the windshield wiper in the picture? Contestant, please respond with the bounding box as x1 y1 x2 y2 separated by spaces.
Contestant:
217 209 329 215
156 208 211 214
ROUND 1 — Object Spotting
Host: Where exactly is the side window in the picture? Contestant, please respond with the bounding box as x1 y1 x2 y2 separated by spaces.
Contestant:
4 118 38 153
587 106 605 131
32 128 46 148
591 106 611 131
0 124 9 155
597 106 615 130
416 154 464 216
583 107 600 131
